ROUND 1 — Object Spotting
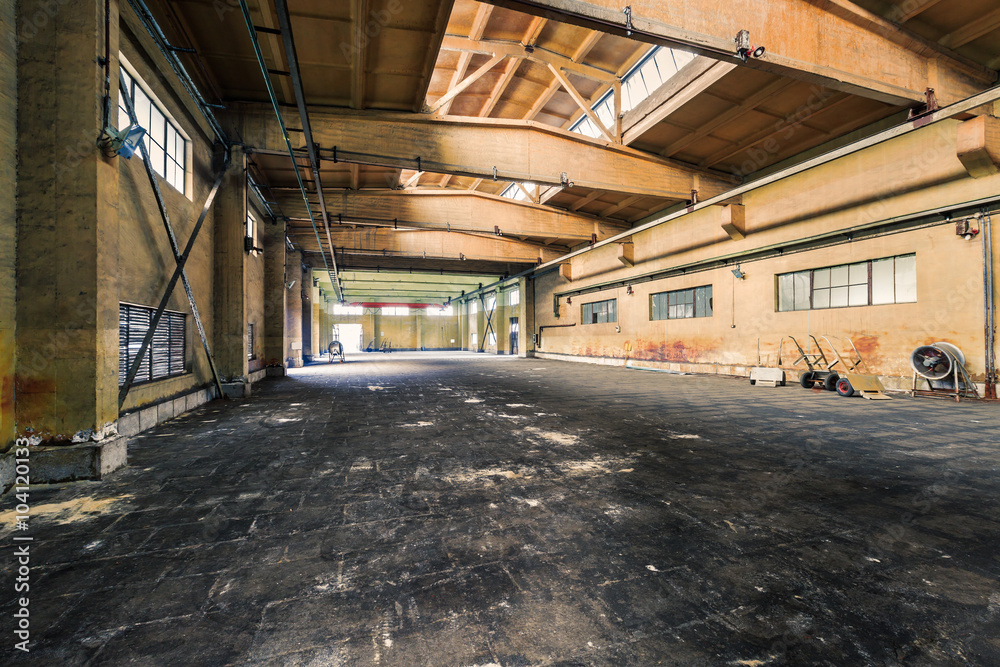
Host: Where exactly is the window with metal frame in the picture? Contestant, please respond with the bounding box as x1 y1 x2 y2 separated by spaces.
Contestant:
247 323 255 360
581 298 617 324
507 289 520 307
651 285 713 320
381 307 409 316
428 305 454 316
333 304 364 315
777 254 916 312
118 66 187 194
118 303 186 386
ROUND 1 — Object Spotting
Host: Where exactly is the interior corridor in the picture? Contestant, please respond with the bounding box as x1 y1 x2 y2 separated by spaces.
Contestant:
2 354 999 665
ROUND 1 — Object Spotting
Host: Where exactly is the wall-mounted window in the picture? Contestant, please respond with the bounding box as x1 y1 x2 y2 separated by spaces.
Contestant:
488 332 497 345
507 289 520 307
381 307 409 316
651 285 713 320
486 295 496 311
118 66 187 194
777 254 916 312
247 323 255 360
469 301 477 315
582 298 617 324
429 306 454 316
119 303 186 386
333 304 364 315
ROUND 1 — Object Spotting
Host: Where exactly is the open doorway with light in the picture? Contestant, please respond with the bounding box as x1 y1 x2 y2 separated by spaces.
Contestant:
332 324 364 353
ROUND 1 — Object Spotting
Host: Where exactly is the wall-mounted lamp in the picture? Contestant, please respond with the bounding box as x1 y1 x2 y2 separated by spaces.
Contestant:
626 285 633 295
731 266 746 280
566 296 572 304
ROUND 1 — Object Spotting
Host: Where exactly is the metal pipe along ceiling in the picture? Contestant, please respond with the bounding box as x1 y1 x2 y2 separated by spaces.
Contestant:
237 0 342 302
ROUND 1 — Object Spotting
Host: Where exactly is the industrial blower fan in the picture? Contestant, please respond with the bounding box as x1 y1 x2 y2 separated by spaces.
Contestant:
910 342 965 381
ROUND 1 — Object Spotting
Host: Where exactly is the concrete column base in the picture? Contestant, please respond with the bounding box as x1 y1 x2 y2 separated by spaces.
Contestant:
0 437 128 490
221 381 251 398
266 366 287 377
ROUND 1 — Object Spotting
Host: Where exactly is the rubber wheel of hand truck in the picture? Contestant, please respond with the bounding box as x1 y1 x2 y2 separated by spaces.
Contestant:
824 373 840 392
799 372 814 388
836 378 855 397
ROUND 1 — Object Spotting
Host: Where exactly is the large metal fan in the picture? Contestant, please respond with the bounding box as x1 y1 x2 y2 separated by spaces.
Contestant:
910 342 966 381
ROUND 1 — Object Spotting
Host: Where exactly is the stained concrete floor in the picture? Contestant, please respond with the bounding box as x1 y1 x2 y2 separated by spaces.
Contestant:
2 352 1000 666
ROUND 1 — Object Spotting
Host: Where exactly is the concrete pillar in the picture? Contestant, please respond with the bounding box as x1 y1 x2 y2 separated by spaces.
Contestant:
319 305 330 352
213 146 249 387
262 217 286 370
310 283 321 358
1 0 15 452
495 291 509 355
15 0 121 442
285 250 303 367
521 277 535 358
301 266 312 361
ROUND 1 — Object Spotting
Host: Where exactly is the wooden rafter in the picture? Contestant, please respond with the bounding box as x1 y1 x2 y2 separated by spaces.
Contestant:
661 78 795 158
351 0 369 109
939 9 1000 49
429 54 506 114
547 63 614 142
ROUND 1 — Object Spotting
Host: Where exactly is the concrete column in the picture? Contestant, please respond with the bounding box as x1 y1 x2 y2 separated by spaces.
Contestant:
285 250 303 367
1 0 15 452
495 292 509 355
319 305 330 352
213 146 248 387
310 283 321 358
301 266 312 361
521 277 535 358
15 0 121 442
262 217 286 371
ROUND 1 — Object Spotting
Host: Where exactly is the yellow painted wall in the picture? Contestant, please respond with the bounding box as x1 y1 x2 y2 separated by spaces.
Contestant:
534 120 1000 386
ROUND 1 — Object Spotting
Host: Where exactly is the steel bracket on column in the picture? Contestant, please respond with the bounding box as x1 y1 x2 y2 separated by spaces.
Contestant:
116 77 226 407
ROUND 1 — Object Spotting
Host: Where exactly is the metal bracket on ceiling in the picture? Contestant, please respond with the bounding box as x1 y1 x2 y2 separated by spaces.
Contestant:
623 6 633 37
493 166 498 181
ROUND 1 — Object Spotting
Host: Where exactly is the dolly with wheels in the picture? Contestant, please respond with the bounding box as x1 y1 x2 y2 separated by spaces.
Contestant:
790 335 841 391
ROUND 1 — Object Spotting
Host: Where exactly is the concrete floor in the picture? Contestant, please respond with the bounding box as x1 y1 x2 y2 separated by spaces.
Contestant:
2 352 1000 666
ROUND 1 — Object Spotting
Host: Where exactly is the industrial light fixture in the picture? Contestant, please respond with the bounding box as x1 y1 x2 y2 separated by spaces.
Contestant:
731 266 746 280
99 120 147 159
626 285 634 295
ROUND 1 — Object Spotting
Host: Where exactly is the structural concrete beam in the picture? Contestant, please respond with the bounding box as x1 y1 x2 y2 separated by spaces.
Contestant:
273 190 627 241
476 0 996 106
957 115 1000 179
622 58 737 145
239 106 737 200
322 228 564 264
440 35 618 82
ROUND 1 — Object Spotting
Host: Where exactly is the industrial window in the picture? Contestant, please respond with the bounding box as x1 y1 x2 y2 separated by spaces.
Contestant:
333 304 363 315
507 289 520 306
777 254 916 312
247 323 255 360
651 285 713 320
486 295 496 311
381 307 409 316
582 298 617 324
118 304 186 386
469 301 477 315
429 306 453 316
118 66 187 194
488 332 497 345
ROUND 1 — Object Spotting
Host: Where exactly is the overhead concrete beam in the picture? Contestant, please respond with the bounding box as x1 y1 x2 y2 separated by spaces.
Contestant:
318 228 565 264
274 189 627 242
476 0 996 106
238 105 737 200
622 58 736 145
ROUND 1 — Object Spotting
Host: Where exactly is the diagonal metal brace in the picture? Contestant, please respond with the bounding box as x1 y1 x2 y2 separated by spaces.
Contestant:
117 76 226 406
479 293 497 353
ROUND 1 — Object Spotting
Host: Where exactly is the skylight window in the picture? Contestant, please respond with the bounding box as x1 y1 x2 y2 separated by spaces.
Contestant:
570 46 695 138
